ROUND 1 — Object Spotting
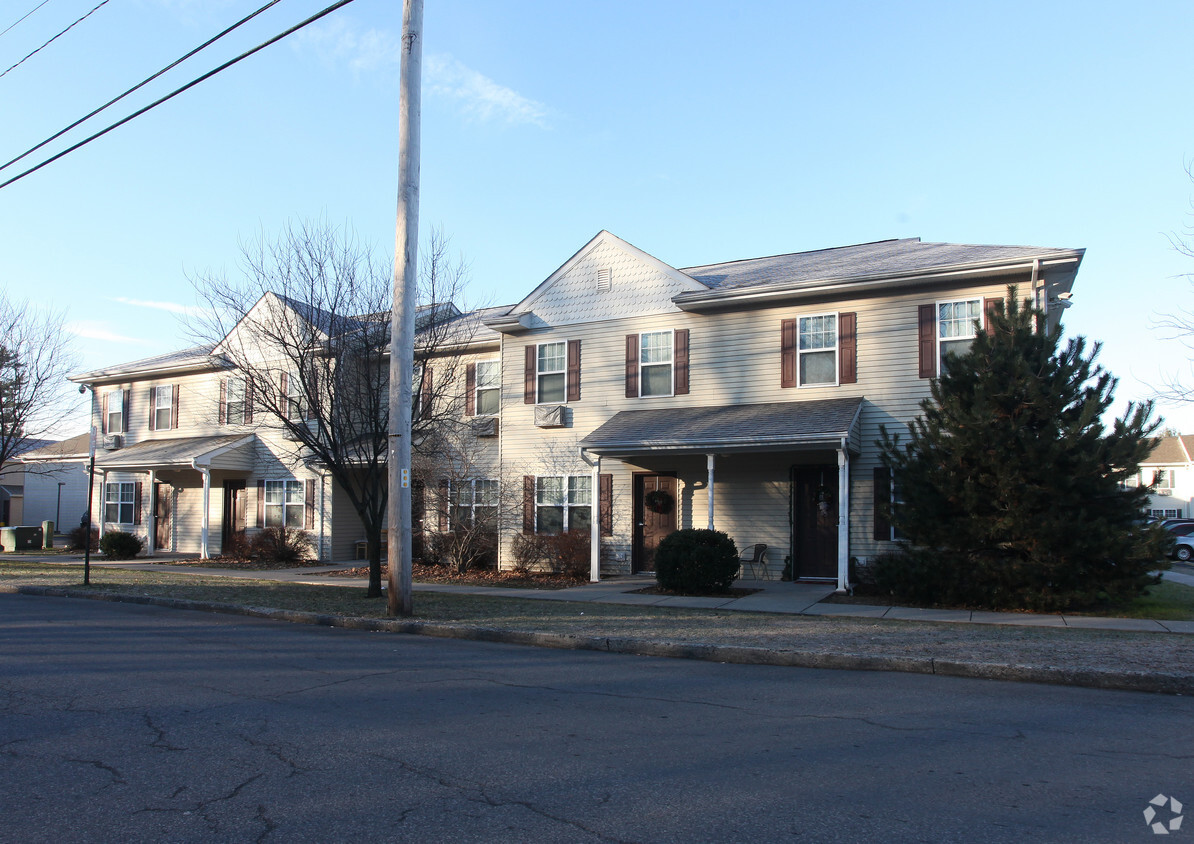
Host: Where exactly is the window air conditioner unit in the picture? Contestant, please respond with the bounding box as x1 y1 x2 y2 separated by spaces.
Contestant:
534 405 566 428
471 417 499 438
103 434 122 450
1158 488 1173 496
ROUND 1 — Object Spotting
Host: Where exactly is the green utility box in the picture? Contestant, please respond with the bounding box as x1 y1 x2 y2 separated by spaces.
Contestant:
0 525 43 551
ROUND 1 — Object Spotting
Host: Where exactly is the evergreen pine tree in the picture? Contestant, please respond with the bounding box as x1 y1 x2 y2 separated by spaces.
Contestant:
877 287 1169 611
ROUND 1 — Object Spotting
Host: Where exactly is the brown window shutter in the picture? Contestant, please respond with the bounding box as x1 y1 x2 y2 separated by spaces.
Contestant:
781 319 797 388
420 366 433 420
257 480 265 528
599 473 613 537
133 482 143 526
465 363 476 416
984 297 1000 337
873 466 891 541
279 371 289 408
839 312 857 384
244 380 253 424
523 475 534 533
101 393 109 435
438 479 450 531
148 386 157 430
305 479 315 530
121 389 130 434
219 380 227 425
172 384 180 429
673 329 689 395
625 334 639 398
918 304 936 379
524 346 536 404
567 339 581 402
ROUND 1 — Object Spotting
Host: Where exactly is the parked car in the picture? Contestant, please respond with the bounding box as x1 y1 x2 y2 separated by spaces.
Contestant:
1171 532 1194 562
1161 518 1194 530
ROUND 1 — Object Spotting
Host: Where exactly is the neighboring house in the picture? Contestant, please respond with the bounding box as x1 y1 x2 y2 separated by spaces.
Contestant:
16 433 91 530
1131 435 1194 519
71 231 1083 591
0 438 56 526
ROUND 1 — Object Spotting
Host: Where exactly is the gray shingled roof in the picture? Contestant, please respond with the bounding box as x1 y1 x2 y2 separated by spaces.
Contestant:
70 345 219 382
581 398 864 455
1141 436 1193 466
679 238 1082 292
19 433 90 460
94 434 254 469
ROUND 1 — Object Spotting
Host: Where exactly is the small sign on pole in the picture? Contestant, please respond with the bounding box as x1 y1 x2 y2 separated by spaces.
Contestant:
401 468 409 489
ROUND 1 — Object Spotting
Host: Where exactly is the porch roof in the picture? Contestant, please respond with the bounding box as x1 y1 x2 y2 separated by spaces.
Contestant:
94 434 256 471
579 397 864 457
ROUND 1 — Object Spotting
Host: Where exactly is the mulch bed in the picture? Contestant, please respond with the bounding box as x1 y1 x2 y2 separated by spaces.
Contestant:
322 562 589 590
154 557 335 570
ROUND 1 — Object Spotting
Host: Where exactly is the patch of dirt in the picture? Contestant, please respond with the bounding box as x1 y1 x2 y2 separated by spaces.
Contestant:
629 586 762 598
322 562 588 590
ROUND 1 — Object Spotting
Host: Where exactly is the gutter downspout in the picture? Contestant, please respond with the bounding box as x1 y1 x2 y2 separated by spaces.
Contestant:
579 447 601 582
836 437 850 594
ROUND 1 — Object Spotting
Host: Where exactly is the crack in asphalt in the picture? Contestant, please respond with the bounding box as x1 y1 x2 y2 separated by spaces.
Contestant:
143 712 188 752
67 757 125 787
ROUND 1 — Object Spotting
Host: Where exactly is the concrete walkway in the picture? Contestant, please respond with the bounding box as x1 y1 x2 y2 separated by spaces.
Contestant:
8 552 1193 634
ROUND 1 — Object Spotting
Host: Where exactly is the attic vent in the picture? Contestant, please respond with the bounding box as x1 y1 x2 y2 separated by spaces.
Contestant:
596 268 612 293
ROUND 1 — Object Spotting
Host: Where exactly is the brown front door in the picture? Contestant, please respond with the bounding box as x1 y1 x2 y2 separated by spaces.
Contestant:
790 465 838 579
633 473 677 573
222 480 246 552
153 483 172 551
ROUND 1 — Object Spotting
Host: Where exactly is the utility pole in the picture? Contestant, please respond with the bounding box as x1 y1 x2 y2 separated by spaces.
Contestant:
387 0 423 617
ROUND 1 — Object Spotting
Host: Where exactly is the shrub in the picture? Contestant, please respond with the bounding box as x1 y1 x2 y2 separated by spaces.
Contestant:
427 528 497 573
655 528 739 594
510 531 591 578
67 523 99 552
223 531 252 560
99 530 143 560
250 526 312 564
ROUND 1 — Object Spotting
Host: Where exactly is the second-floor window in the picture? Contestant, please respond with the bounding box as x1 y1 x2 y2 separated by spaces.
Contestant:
225 378 247 425
798 315 837 386
152 385 173 430
937 299 982 373
474 360 500 416
639 331 673 397
537 342 566 403
105 388 124 434
285 371 305 421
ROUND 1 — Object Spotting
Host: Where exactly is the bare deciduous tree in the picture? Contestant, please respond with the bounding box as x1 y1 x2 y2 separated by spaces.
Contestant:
190 220 477 598
0 292 79 475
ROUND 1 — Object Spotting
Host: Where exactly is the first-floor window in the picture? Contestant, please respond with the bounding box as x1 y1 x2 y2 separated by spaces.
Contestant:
536 475 591 534
450 479 498 527
104 482 136 525
265 480 305 528
1151 509 1181 519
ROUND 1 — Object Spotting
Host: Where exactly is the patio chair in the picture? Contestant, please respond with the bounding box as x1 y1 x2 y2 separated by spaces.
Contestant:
739 543 769 580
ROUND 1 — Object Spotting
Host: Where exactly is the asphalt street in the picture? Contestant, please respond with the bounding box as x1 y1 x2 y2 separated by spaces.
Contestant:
1 594 1191 843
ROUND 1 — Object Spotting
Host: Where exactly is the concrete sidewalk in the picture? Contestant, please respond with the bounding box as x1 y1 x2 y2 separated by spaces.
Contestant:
9 553 1193 634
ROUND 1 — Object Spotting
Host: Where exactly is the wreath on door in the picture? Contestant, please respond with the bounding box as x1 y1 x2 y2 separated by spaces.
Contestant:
644 488 674 514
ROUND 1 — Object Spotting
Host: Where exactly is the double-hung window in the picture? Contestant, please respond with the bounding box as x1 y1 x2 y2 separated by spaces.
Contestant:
225 378 247 425
475 360 500 416
798 314 837 386
639 330 673 397
104 482 136 525
106 388 124 434
537 343 566 403
535 475 592 534
264 480 305 528
286 371 305 421
154 385 173 430
450 479 499 527
938 299 982 373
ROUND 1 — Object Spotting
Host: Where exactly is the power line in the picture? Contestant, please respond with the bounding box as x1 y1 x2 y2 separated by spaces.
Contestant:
0 0 109 79
0 0 53 41
0 0 283 174
0 0 358 192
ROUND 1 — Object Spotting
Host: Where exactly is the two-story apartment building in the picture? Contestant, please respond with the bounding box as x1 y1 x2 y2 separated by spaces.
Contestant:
1130 435 1194 519
70 231 1082 591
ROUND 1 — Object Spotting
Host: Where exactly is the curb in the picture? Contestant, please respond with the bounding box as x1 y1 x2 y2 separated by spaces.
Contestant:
8 585 1193 696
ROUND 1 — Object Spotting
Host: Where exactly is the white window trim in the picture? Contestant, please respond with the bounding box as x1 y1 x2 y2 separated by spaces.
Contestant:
106 388 124 434
936 298 983 373
264 479 305 529
104 481 136 526
449 478 499 528
286 371 305 421
638 329 674 398
536 342 567 405
154 385 173 430
226 377 247 426
796 312 839 388
534 474 593 534
474 359 501 417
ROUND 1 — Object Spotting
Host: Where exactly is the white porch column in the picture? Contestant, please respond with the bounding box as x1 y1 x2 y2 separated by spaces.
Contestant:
706 453 715 530
99 469 108 537
199 467 211 560
590 454 601 582
836 447 850 593
146 469 156 555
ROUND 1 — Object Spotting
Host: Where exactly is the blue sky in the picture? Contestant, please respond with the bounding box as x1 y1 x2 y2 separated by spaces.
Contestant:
2 0 1193 434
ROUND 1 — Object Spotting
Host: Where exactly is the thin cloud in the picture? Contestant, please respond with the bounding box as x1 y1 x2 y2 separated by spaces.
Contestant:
293 20 550 128
111 297 207 316
67 321 147 344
